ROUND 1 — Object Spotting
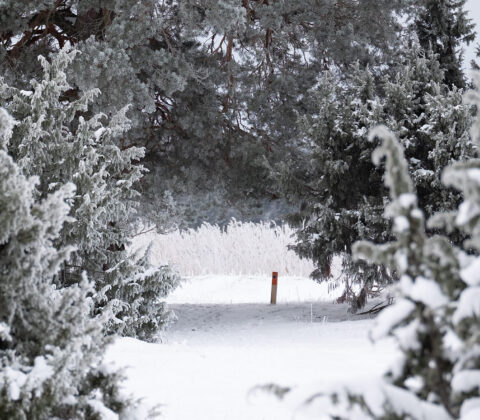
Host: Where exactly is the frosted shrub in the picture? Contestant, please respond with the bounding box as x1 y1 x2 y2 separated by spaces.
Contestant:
0 47 179 341
327 106 480 418
0 108 137 419
133 220 315 277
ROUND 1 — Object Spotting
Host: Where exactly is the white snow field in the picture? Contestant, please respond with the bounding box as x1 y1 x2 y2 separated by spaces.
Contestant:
107 223 397 419
106 275 397 420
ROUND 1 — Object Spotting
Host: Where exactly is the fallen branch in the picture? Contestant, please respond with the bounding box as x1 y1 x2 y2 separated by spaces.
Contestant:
355 298 394 316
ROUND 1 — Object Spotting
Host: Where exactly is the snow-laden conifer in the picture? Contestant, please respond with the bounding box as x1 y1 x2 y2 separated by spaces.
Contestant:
384 44 474 217
0 108 137 419
0 48 179 341
322 126 457 418
285 42 474 310
325 77 480 416
0 0 411 227
440 74 480 419
414 0 475 89
283 66 390 309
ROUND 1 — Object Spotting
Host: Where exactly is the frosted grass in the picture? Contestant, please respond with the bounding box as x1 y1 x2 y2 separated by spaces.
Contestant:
133 220 316 277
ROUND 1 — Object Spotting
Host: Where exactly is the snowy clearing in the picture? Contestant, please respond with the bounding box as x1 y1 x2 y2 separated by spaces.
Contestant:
107 276 397 419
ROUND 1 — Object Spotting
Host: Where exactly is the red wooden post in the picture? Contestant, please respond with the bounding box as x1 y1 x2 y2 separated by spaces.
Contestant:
270 272 278 304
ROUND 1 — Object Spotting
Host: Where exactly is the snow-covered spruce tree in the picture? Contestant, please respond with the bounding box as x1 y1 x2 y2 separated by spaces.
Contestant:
0 108 137 419
0 48 179 341
283 43 474 310
413 0 475 89
441 76 480 419
281 66 391 309
383 43 474 218
326 123 478 419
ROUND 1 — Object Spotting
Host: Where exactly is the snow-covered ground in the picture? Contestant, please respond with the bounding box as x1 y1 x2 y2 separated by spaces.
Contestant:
106 275 397 419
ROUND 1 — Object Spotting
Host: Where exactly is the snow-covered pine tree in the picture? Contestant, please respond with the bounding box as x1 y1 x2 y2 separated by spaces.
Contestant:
0 48 179 341
0 108 137 419
327 113 479 418
414 0 475 89
284 42 474 310
0 0 409 227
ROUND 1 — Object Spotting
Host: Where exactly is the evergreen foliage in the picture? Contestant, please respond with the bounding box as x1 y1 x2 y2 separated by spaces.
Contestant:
283 43 474 309
0 47 179 341
414 0 475 89
348 127 458 417
280 66 390 307
0 0 409 227
0 108 138 419
327 79 480 417
384 44 474 216
0 3 479 417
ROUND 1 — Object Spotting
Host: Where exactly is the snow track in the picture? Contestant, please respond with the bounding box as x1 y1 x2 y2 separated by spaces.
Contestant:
106 276 397 419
